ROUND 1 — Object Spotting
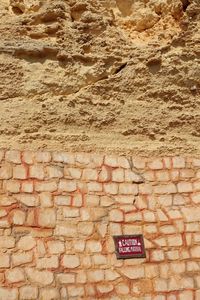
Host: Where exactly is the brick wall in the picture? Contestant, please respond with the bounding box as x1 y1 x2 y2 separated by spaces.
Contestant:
0 150 200 300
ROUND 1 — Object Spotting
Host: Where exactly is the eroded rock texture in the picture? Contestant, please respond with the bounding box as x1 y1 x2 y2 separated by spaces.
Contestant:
0 0 199 154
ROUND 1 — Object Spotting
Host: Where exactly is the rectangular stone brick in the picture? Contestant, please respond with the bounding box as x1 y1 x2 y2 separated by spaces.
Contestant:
109 209 124 222
38 208 56 228
64 167 81 179
46 165 63 178
25 268 54 286
5 150 21 164
12 252 33 267
155 170 170 181
53 152 75 164
119 183 138 195
58 179 76 192
82 169 98 181
6 268 25 283
191 245 200 258
98 166 111 182
37 256 59 269
87 270 104 282
29 165 45 180
4 180 20 193
177 182 193 193
63 207 79 218
21 181 34 193
167 234 183 246
154 278 167 292
104 155 118 167
154 184 176 194
35 181 57 192
47 240 65 254
0 237 15 248
57 273 75 284
76 153 91 165
104 183 118 195
0 288 18 300
139 183 153 195
55 195 71 206
172 157 185 168
87 181 102 192
16 194 39 207
22 151 35 164
85 195 99 206
0 163 12 179
62 255 80 268
148 159 163 170
20 286 38 300
0 254 10 268
39 192 52 207
35 151 51 163
54 223 77 237
67 286 84 297
151 250 165 262
181 207 200 222
191 192 200 204
180 169 195 178
13 165 27 179
120 266 144 279
112 168 124 182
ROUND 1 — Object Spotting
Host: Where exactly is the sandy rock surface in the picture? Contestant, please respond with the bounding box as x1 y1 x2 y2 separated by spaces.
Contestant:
0 0 199 155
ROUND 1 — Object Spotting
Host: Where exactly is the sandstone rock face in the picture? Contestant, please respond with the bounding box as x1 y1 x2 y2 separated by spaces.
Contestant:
0 0 199 154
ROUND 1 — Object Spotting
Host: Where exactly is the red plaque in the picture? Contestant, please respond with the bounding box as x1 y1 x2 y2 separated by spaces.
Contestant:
113 235 146 259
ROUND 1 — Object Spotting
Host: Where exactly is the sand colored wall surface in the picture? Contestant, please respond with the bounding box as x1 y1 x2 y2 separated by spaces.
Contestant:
0 0 199 155
0 150 200 299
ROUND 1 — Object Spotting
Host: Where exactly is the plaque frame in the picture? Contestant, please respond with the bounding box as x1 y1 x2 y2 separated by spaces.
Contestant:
113 234 146 259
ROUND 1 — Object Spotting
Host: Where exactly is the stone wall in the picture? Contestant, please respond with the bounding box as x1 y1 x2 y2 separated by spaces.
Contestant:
0 150 200 300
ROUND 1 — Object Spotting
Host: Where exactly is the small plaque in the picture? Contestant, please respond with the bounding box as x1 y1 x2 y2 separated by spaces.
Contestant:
113 234 146 259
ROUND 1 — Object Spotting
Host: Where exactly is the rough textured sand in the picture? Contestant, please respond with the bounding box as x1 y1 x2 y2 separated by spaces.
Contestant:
0 0 199 155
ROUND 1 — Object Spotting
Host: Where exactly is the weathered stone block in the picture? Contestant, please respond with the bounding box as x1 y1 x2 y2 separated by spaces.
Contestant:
26 268 54 286
104 183 118 194
109 209 123 222
82 168 98 181
47 240 65 254
0 288 18 300
177 182 193 193
55 223 77 237
4 180 20 193
62 255 80 268
0 254 10 268
57 273 75 284
38 208 56 228
13 165 27 179
119 183 138 195
120 266 144 279
37 256 59 269
21 181 34 193
20 286 38 300
0 163 12 179
5 150 21 164
0 237 15 248
12 252 33 267
29 165 45 180
6 268 25 283
18 236 36 251
35 151 51 163
181 207 200 222
86 240 102 253
35 181 57 192
87 270 104 282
